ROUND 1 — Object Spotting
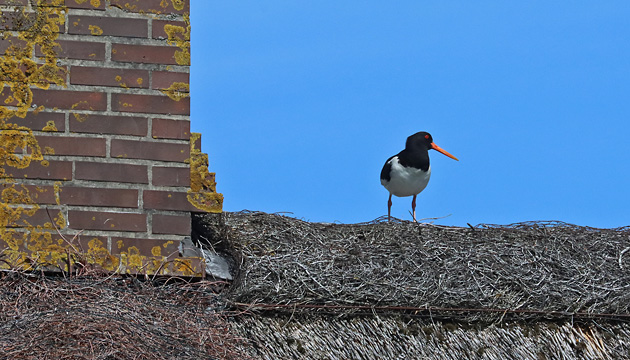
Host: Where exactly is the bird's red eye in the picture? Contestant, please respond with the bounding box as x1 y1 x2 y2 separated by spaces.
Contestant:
424 134 430 139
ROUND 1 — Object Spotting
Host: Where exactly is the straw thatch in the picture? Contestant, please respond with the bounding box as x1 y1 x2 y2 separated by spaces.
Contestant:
192 211 630 359
0 272 252 360
231 315 630 360
195 211 630 321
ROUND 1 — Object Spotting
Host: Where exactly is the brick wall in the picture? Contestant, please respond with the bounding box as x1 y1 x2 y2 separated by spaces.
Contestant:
0 0 222 277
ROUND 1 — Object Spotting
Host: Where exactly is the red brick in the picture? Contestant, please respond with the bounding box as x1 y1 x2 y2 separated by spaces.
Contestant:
152 166 189 187
38 0 104 8
0 37 26 55
68 15 147 37
35 0 64 5
0 183 57 205
29 236 110 264
0 0 28 5
75 161 148 184
70 66 148 89
111 43 182 65
36 135 107 157
151 71 188 90
191 132 201 151
69 114 147 136
0 88 16 106
111 93 189 115
8 183 57 205
109 0 189 15
64 0 106 10
9 208 63 228
27 208 62 227
5 160 72 181
0 64 66 85
22 185 57 204
111 237 180 256
152 20 187 39
152 118 189 140
152 214 190 235
0 11 38 32
186 191 222 213
114 238 203 276
143 190 198 211
60 187 138 208
68 210 146 232
111 139 188 162
32 89 107 111
71 237 110 254
11 111 65 132
37 40 106 61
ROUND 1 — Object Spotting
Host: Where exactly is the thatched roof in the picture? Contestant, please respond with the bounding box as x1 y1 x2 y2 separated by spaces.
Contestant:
193 211 630 359
2 212 629 359
231 315 630 359
0 273 252 360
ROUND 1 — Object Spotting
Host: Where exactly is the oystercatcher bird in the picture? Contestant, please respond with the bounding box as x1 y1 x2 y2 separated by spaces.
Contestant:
380 131 458 222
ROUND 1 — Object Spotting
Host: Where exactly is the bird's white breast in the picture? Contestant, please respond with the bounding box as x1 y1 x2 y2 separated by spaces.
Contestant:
381 157 431 197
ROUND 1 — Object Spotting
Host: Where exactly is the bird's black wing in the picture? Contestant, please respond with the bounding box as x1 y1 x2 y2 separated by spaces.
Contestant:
380 155 395 182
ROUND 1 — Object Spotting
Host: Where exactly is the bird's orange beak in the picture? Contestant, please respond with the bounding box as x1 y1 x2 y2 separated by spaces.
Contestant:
431 143 459 161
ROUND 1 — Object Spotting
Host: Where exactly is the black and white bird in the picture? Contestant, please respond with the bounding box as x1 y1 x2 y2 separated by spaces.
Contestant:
380 131 458 222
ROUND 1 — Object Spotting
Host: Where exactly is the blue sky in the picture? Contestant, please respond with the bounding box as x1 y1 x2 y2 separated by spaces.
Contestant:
190 2 630 228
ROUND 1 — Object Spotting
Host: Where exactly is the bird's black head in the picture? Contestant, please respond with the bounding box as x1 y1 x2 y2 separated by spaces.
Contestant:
405 132 433 150
406 131 459 161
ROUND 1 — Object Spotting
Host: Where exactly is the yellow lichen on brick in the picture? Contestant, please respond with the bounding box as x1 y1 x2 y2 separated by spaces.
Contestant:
72 112 89 122
151 245 162 256
86 238 119 271
187 133 223 213
91 0 101 7
136 77 143 85
172 258 202 277
33 106 45 115
71 101 89 111
188 133 214 193
89 25 103 36
0 127 44 171
0 5 66 264
125 246 143 269
54 211 65 230
53 181 62 205
42 120 58 132
170 0 185 11
161 81 189 101
121 3 138 12
174 49 190 66
187 191 223 213
164 15 190 66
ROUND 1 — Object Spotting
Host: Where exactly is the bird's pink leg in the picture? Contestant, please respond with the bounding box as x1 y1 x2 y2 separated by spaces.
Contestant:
387 194 392 222
412 194 417 222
